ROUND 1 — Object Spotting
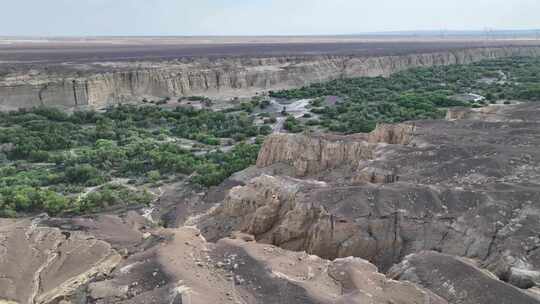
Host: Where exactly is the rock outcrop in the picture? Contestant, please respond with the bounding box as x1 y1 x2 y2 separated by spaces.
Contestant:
200 174 504 271
95 227 447 304
445 105 512 122
255 133 375 176
255 123 415 177
2 46 540 110
366 123 416 145
0 217 446 304
388 251 540 304
0 218 121 304
196 102 540 297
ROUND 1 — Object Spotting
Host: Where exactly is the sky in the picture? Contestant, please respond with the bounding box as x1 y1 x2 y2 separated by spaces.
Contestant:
2 0 539 36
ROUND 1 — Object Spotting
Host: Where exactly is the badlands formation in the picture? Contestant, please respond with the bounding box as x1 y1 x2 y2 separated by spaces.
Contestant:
2 102 540 303
196 102 540 302
3 40 540 303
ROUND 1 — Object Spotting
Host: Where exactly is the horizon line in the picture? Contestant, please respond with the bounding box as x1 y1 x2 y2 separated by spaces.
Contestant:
1 29 540 39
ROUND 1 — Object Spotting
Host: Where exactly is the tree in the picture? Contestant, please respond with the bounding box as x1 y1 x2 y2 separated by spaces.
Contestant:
42 191 69 215
64 164 104 186
283 116 304 133
147 170 161 183
96 118 116 139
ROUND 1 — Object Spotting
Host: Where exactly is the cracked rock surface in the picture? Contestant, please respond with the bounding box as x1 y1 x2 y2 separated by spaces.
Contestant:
0 218 120 304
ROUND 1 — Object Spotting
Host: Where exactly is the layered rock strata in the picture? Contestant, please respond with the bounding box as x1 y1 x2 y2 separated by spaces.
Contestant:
2 46 540 110
255 123 415 177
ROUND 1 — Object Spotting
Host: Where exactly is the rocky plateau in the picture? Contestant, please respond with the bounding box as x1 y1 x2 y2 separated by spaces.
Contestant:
1 45 540 110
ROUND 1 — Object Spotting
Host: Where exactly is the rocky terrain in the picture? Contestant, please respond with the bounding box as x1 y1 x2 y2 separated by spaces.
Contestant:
0 215 447 304
194 102 540 302
3 38 540 303
3 102 540 303
1 43 540 110
389 251 540 304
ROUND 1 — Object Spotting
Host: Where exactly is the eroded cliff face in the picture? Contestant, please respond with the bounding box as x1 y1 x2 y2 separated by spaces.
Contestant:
255 133 375 176
2 46 540 110
195 103 540 299
255 123 415 177
199 173 485 271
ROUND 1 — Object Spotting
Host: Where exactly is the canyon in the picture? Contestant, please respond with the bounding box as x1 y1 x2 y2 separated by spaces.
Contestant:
1 43 540 110
3 38 540 304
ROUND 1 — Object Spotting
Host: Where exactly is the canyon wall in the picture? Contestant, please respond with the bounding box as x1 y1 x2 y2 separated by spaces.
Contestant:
255 123 415 176
1 46 540 110
255 133 375 176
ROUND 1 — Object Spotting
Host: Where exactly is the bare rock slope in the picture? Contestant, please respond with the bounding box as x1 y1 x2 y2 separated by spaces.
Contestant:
0 218 121 304
388 251 540 304
0 217 446 304
195 103 540 303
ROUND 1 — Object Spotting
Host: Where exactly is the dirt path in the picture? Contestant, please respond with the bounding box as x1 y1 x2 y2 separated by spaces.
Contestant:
270 99 311 132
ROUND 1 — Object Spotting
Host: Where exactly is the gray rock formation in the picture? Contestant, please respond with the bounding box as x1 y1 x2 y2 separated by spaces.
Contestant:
388 251 539 304
195 103 540 299
2 46 540 110
255 123 414 177
93 227 447 304
255 133 375 177
0 218 121 304
0 217 445 304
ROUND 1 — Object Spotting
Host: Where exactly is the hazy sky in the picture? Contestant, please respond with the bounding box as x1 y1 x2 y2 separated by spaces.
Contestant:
2 0 539 36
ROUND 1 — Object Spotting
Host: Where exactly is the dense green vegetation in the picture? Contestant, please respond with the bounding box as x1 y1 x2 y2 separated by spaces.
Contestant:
270 57 540 133
2 56 540 217
0 105 265 217
283 116 304 133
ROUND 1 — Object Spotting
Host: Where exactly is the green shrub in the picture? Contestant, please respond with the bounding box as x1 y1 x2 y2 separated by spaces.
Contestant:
64 164 105 186
283 116 304 133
